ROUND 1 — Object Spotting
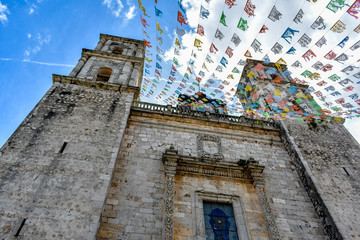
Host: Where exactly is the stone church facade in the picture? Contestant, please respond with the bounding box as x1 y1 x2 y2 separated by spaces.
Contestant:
0 34 359 240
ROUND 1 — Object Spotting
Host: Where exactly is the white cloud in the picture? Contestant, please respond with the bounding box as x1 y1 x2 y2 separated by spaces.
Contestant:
24 33 51 58
344 118 360 144
103 0 124 18
0 1 10 24
29 7 34 15
125 5 136 21
22 59 75 67
0 57 74 67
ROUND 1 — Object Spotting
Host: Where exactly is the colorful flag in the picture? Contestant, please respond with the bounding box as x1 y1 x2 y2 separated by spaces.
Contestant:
140 15 149 28
237 18 249 31
220 11 228 26
326 0 346 13
220 57 228 67
259 25 268 33
281 27 299 44
225 47 234 58
210 43 218 53
155 6 162 17
177 11 188 25
138 0 150 17
225 0 237 8
200 6 210 19
197 24 205 36
331 20 346 33
156 22 164 34
194 38 203 50
244 50 252 57
244 0 256 17
302 49 316 61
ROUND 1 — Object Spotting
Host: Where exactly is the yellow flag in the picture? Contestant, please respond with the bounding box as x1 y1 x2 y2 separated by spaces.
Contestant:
138 0 150 17
227 74 234 79
247 71 257 79
283 108 289 112
175 38 181 48
156 22 164 34
145 57 152 63
275 89 281 96
245 85 252 91
202 63 209 72
194 38 203 51
296 92 305 98
275 58 286 71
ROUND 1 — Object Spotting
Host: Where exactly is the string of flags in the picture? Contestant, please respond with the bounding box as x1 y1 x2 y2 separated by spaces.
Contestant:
136 0 360 121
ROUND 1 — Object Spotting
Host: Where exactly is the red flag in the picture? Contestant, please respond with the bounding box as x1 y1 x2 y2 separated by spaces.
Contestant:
209 43 218 53
244 50 252 57
177 11 188 26
324 50 337 60
225 46 234 58
140 15 149 28
259 25 268 33
244 0 256 17
197 24 205 36
225 0 237 8
144 40 152 48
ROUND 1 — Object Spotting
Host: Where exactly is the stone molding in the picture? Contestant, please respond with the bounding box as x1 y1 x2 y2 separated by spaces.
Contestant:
162 147 281 240
82 48 144 63
52 74 140 94
279 121 343 240
99 33 144 45
256 187 281 240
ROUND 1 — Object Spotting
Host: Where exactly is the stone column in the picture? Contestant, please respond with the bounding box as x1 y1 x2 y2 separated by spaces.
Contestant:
128 63 141 86
95 38 106 51
117 62 133 84
135 44 144 58
126 43 136 57
69 55 88 77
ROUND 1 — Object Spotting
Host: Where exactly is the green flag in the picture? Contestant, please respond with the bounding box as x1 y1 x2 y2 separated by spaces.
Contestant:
173 57 179 65
232 67 240 73
237 18 248 31
220 11 228 27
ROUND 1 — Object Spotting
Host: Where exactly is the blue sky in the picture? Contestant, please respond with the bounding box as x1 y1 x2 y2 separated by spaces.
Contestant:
1 0 360 146
0 0 145 146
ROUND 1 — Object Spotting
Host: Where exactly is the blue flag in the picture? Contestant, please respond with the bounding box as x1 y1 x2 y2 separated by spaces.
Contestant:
155 6 162 17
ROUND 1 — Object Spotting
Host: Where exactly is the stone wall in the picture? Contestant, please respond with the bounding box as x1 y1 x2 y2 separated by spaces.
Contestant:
0 82 134 239
283 120 360 239
97 109 326 239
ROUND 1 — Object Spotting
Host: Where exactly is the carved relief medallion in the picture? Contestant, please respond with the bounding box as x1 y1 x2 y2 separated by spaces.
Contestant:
197 134 224 160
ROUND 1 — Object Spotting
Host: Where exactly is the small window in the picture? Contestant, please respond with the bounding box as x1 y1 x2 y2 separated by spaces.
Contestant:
96 67 112 82
112 47 123 54
203 201 239 240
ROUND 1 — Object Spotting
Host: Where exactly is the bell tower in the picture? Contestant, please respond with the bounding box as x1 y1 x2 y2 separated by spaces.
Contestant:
0 34 144 239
